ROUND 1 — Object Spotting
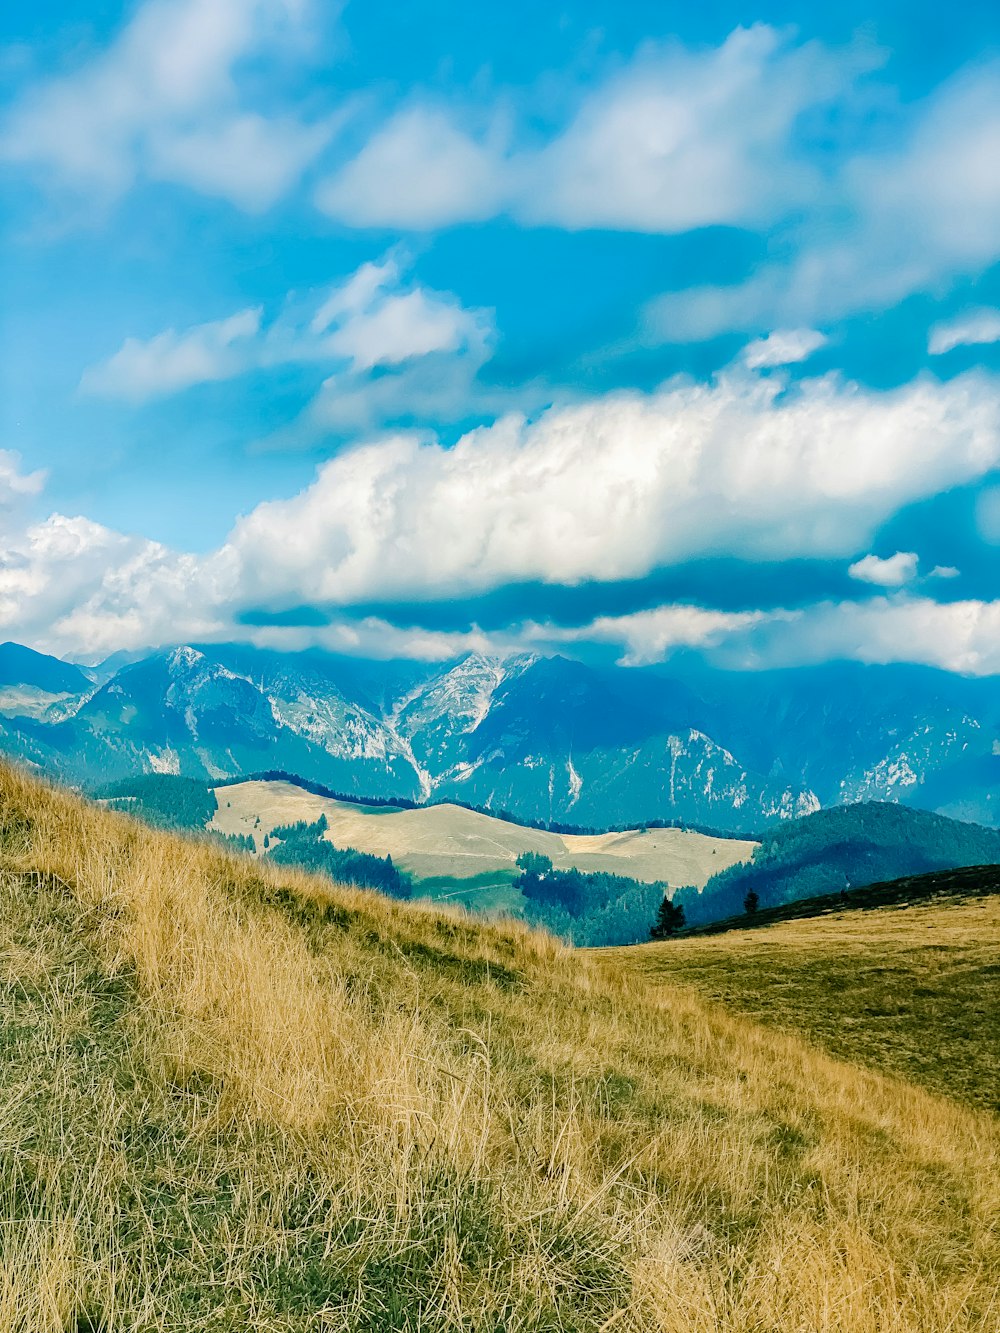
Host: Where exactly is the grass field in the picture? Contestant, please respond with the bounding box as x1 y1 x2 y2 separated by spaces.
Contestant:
607 895 1000 1114
211 778 755 912
1 762 999 1330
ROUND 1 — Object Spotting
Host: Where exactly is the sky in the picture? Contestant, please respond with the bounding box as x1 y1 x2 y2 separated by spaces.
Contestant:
0 0 999 672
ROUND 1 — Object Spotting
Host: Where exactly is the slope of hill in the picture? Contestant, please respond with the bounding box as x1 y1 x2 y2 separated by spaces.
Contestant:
210 777 756 913
610 883 1000 1114
2 640 997 831
674 801 1000 928
681 861 1000 936
1 762 999 1330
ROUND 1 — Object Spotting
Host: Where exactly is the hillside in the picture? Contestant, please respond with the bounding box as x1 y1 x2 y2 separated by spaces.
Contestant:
210 777 755 913
611 886 1000 1114
1 762 999 1330
680 861 1000 936
673 801 1000 928
2 640 998 832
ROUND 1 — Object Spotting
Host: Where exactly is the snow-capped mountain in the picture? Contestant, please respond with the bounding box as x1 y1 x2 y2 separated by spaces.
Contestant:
1 640 997 831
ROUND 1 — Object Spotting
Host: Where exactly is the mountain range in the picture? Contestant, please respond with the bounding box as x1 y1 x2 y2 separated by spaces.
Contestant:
1 639 997 833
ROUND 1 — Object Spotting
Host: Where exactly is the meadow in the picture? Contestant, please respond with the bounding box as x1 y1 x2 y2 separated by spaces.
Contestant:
1 762 998 1330
211 778 754 912
610 894 1000 1115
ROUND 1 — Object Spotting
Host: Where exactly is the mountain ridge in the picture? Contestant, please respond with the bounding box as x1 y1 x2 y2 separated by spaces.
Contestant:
1 639 997 832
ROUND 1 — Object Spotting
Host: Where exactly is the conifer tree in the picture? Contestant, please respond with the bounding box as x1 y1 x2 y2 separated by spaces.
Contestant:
650 895 685 940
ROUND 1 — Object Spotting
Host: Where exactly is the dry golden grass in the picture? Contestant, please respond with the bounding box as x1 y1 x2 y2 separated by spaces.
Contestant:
1 760 999 1330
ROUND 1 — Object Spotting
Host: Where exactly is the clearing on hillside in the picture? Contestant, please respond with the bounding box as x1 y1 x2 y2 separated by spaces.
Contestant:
608 889 1000 1114
211 778 755 911
1 761 999 1330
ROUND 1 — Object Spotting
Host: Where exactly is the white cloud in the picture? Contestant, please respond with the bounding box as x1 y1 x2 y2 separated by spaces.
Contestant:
929 308 1000 355
79 255 492 403
249 616 505 663
226 369 1000 607
741 328 827 369
1 0 335 211
847 550 919 587
316 27 864 233
311 255 491 371
6 370 1000 671
537 604 773 666
0 451 47 505
930 564 961 579
147 111 339 212
647 61 1000 339
0 512 229 656
315 106 505 229
541 595 1000 676
771 596 1000 675
520 27 849 233
80 307 263 401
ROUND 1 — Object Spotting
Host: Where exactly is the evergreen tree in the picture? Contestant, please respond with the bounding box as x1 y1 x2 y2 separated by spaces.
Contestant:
516 851 553 876
743 889 760 915
650 895 685 940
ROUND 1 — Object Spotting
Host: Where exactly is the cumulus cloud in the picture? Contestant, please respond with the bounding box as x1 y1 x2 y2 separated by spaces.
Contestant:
316 27 863 233
847 551 919 587
929 307 1000 355
225 369 1000 608
79 255 492 404
0 512 230 656
6 370 1000 672
295 256 498 434
741 328 827 369
309 254 491 371
1 0 336 211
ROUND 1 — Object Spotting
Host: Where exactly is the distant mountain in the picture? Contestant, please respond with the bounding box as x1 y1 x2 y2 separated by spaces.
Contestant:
16 645 423 799
0 641 92 695
0 640 997 832
676 802 1000 927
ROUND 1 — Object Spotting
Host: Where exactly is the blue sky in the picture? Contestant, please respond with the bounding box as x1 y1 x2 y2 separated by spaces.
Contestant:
0 0 998 671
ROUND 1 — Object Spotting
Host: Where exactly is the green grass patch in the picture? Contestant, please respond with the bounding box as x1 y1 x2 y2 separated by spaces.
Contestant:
612 896 1000 1114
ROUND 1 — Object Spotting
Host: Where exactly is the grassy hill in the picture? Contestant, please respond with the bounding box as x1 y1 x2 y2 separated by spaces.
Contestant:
610 880 1000 1114
674 801 1000 929
210 777 755 912
681 861 1000 936
1 762 999 1329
